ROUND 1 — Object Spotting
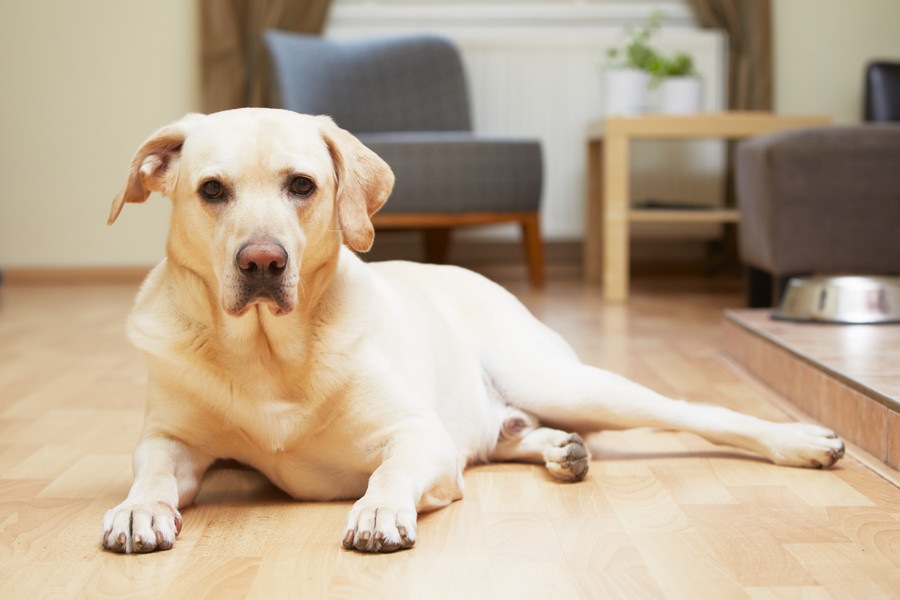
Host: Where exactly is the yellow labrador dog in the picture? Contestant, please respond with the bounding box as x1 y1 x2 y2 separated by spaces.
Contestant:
103 108 844 554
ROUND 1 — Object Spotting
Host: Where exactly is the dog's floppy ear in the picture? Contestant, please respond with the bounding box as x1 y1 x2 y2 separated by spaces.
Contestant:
320 117 395 253
107 114 203 225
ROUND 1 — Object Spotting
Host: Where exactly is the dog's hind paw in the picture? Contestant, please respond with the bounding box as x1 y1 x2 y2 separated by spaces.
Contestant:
762 423 845 469
544 433 590 482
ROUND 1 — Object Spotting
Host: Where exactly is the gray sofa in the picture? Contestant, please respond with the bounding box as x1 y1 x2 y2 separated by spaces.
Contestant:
736 124 900 306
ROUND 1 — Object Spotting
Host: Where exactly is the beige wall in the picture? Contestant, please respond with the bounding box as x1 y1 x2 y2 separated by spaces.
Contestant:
3 1 900 269
773 0 900 124
0 1 199 269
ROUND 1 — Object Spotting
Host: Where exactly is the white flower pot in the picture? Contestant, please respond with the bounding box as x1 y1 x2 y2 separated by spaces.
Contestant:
602 68 650 116
660 76 703 114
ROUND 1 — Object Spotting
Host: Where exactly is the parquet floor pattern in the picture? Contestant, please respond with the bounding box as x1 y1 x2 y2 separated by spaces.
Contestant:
1 278 898 599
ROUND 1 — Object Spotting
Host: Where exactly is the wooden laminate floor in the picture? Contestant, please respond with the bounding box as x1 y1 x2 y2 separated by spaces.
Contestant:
1 276 898 600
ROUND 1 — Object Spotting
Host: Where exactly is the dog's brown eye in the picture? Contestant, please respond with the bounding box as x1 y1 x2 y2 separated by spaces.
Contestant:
290 176 315 197
200 180 225 201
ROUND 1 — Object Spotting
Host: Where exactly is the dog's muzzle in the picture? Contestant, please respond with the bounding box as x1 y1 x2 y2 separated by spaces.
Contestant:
229 238 294 316
237 239 287 280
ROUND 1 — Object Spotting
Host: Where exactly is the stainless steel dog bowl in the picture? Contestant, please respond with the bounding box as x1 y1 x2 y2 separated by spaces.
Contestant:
772 276 900 324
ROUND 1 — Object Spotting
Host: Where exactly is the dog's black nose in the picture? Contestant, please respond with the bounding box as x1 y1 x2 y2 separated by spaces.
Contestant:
236 240 287 279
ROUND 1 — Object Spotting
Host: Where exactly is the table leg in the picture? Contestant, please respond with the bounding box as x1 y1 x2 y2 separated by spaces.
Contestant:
584 139 604 282
603 131 629 301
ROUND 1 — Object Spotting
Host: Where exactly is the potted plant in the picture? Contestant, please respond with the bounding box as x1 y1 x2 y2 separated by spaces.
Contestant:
603 11 703 115
602 11 663 115
653 51 703 114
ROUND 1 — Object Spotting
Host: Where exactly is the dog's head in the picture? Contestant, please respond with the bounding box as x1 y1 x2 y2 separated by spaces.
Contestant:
109 109 394 317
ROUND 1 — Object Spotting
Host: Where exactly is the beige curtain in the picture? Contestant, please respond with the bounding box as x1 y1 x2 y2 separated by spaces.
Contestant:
200 0 332 113
686 0 773 111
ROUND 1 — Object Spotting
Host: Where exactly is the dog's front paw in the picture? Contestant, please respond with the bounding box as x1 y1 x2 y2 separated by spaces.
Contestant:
544 432 590 482
342 499 417 553
763 423 845 468
102 501 182 554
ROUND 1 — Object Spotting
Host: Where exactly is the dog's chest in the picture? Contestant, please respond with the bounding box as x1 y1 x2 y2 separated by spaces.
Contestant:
214 389 371 500
205 363 348 453
237 396 310 454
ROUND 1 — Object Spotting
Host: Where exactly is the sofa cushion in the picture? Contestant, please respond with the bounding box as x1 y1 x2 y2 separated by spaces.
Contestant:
736 125 900 275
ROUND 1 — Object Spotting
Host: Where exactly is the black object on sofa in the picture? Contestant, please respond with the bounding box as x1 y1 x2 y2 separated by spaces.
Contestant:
264 31 545 286
865 61 900 122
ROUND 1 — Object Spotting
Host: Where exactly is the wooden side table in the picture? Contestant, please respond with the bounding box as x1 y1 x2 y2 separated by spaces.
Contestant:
584 112 831 301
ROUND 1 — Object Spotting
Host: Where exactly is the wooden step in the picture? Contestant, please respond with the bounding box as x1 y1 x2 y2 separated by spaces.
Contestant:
723 309 900 470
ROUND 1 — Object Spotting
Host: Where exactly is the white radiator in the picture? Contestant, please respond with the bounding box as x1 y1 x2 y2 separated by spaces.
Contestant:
327 2 727 242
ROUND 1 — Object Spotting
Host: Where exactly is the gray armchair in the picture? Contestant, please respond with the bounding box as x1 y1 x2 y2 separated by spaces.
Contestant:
265 31 545 286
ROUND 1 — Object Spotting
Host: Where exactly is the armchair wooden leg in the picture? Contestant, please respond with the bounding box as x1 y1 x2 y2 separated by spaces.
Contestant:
520 213 545 288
